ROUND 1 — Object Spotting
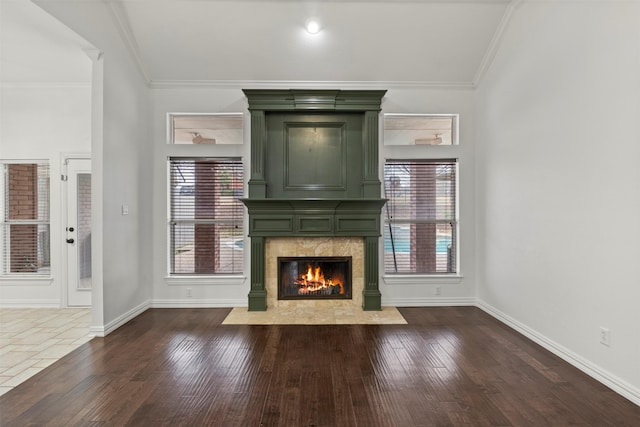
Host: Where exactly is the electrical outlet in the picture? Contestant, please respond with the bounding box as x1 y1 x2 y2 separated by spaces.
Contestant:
600 327 611 347
435 286 441 296
187 288 192 298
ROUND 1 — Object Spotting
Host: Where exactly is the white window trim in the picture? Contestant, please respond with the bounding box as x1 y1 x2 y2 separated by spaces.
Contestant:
0 160 51 278
382 274 463 286
381 113 462 281
167 157 245 276
0 276 54 285
165 275 247 286
382 159 459 275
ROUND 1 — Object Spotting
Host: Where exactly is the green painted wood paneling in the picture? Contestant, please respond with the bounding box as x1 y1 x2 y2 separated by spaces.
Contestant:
266 113 363 199
296 217 333 233
242 89 386 311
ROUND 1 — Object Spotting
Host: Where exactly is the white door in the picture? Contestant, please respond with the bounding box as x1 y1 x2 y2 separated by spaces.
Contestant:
65 158 92 307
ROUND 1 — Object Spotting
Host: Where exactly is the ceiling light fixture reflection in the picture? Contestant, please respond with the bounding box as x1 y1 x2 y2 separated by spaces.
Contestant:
415 134 443 145
305 19 321 34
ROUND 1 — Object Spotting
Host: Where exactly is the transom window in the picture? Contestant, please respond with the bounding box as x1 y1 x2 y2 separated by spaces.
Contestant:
169 158 244 274
383 114 457 146
383 160 457 274
169 114 243 145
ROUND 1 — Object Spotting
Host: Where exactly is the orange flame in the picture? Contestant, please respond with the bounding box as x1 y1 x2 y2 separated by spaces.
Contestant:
304 265 325 284
295 264 344 295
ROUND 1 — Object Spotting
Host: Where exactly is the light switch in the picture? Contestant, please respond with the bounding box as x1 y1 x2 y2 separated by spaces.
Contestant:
121 204 129 215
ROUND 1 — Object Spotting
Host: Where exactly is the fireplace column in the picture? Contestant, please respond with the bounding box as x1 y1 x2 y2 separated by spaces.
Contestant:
363 236 382 310
248 236 267 311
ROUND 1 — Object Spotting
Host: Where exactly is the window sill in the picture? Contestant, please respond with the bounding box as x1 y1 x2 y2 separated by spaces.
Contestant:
165 275 247 286
382 274 463 285
0 276 54 286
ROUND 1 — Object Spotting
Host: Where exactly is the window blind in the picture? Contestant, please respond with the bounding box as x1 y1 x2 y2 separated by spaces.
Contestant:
169 158 244 274
1 162 51 275
383 160 457 274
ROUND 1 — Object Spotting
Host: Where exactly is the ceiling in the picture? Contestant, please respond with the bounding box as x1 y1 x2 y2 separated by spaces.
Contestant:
1 0 515 86
0 0 92 83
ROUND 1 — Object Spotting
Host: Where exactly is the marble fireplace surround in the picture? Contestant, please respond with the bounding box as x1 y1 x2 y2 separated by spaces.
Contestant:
241 89 387 311
266 237 364 309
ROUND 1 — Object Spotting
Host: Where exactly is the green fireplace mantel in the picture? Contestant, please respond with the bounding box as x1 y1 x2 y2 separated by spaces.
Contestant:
242 89 387 112
242 89 386 311
242 198 387 237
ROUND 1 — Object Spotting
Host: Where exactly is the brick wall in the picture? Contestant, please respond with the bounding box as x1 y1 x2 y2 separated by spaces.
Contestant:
8 164 38 272
410 163 437 273
193 161 220 272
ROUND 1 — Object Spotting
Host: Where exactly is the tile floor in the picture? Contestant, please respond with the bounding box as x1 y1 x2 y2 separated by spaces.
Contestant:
222 305 407 325
0 308 93 396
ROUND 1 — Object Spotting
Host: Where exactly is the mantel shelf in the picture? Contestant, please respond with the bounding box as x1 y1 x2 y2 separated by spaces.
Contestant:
241 198 387 238
241 198 388 210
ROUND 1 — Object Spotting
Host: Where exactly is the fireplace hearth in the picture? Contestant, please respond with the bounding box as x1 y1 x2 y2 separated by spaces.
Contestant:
278 256 352 300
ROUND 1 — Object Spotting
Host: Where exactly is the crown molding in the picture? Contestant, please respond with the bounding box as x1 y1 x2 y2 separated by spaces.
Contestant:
149 79 476 90
1 82 91 89
106 0 151 84
472 0 524 87
152 0 511 3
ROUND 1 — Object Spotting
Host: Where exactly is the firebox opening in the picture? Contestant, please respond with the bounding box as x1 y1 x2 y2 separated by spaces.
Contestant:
278 256 352 300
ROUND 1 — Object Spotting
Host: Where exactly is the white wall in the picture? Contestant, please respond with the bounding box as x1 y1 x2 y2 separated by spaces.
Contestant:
151 87 249 306
0 85 91 306
476 1 640 402
150 84 477 307
380 86 476 306
35 1 154 332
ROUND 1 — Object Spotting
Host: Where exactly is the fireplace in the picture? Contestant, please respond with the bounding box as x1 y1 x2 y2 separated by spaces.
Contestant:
241 89 387 311
278 256 352 300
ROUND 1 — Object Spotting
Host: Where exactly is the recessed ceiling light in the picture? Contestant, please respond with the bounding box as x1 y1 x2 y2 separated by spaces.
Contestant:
305 19 321 34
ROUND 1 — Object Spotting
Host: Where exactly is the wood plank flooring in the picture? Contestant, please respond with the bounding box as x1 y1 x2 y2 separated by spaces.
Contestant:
1 307 638 426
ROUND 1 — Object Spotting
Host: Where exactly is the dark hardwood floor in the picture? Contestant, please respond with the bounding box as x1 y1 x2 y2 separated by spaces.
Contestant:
1 307 638 426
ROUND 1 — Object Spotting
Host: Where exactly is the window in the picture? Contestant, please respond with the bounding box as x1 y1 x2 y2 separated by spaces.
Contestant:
1 162 50 275
383 160 457 274
383 114 457 146
169 158 244 274
169 114 243 145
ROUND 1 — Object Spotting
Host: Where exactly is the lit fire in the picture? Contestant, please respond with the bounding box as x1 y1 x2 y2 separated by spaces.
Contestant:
295 264 343 296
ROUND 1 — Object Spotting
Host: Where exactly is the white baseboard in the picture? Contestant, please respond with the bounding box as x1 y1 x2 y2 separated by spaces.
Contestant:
383 296 476 307
90 300 151 337
476 299 640 406
0 299 60 308
150 299 247 308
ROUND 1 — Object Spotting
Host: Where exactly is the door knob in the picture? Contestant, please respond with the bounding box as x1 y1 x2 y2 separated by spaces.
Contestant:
66 238 75 244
